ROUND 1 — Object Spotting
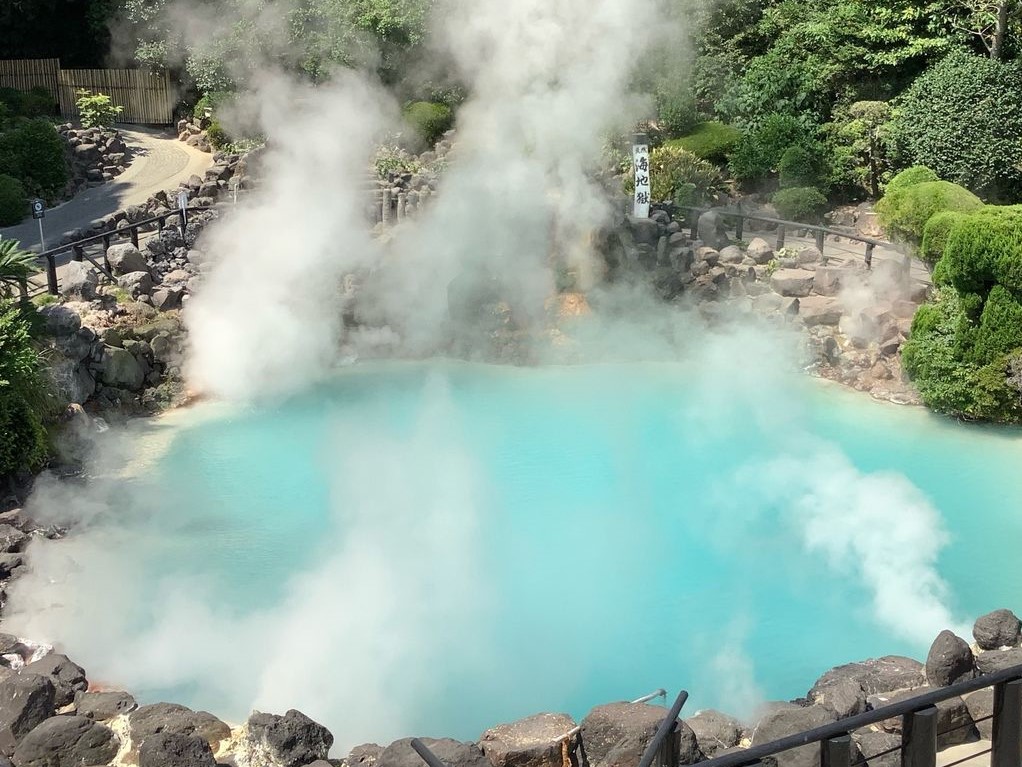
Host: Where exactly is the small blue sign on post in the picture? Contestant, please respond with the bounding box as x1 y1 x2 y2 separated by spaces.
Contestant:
31 199 45 220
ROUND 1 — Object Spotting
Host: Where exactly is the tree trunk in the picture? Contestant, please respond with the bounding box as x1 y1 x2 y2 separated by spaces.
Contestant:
991 0 1010 59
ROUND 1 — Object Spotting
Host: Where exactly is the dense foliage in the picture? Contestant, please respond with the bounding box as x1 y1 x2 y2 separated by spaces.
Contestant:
0 119 70 200
875 179 983 244
402 101 454 149
772 186 828 221
0 299 48 478
0 176 27 227
0 88 58 121
728 113 812 188
892 50 1022 200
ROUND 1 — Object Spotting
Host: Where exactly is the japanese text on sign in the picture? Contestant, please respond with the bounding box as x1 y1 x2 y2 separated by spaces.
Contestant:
633 143 651 218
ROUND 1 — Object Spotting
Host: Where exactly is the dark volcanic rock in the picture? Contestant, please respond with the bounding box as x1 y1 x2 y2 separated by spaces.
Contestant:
377 738 488 767
0 674 56 755
480 712 577 767
925 631 976 687
810 676 867 719
11 715 118 767
750 704 838 767
975 647 1022 675
75 689 137 720
23 654 87 707
246 709 333 767
139 731 216 767
809 657 925 699
0 526 27 554
129 703 231 752
852 730 900 767
580 702 702 767
346 744 384 767
973 610 1022 651
684 710 744 758
867 689 975 747
962 690 994 739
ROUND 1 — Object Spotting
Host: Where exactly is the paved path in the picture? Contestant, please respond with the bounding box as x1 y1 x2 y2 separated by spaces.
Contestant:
784 232 933 287
0 125 212 252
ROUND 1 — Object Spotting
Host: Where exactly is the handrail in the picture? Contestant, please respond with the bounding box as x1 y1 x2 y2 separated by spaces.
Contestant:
632 689 669 705
695 662 1022 767
638 690 689 767
675 205 892 249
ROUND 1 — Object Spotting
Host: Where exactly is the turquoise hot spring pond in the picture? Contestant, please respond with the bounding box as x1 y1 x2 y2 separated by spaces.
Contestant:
22 360 1022 747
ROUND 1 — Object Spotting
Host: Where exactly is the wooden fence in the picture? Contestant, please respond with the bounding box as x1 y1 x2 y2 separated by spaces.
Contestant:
0 58 60 98
0 59 174 125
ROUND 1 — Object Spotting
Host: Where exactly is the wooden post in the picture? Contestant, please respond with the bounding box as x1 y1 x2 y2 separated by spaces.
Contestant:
46 255 58 295
865 243 875 269
131 227 139 248
901 706 937 767
815 229 825 253
382 189 392 227
991 678 1022 767
776 225 786 251
689 210 699 240
822 735 851 767
72 245 84 262
735 215 744 241
397 192 407 222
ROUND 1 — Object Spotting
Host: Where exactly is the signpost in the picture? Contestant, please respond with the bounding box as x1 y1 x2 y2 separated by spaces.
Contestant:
31 198 46 251
632 134 651 219
177 191 189 229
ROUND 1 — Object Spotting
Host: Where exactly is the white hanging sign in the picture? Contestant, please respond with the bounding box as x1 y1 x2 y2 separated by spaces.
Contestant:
633 142 651 218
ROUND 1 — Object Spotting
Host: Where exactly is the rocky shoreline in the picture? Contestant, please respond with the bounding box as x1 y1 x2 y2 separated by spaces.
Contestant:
0 591 1017 767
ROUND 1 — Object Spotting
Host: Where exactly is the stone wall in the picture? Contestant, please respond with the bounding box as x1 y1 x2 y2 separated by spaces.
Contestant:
58 125 132 200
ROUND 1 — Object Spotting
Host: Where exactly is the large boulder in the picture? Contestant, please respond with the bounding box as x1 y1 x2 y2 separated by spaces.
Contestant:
770 269 816 298
809 657 925 699
747 238 774 265
246 709 333 767
47 359 96 405
117 271 154 298
38 305 81 338
697 211 730 251
867 689 975 747
22 654 86 708
479 712 578 767
377 738 489 767
975 647 1022 674
107 243 149 276
925 631 976 687
74 689 137 721
684 710 743 758
11 715 118 767
61 261 99 301
812 267 848 297
0 526 27 554
628 218 660 248
139 732 216 767
852 730 900 767
152 287 183 312
973 610 1022 651
811 676 867 719
962 690 993 739
580 702 702 767
749 704 838 767
797 296 843 328
99 345 144 390
128 703 231 753
0 675 56 756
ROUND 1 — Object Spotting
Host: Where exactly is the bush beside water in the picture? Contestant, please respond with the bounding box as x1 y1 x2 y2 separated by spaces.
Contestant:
0 175 27 226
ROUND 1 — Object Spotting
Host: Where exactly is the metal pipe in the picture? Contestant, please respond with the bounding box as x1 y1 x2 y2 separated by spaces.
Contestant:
637 690 688 767
632 689 668 705
411 739 449 767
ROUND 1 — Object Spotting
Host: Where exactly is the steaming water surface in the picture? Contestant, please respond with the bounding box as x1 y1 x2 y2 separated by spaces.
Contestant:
19 361 1022 745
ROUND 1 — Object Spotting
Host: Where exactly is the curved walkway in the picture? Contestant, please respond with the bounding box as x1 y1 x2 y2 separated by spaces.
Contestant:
0 125 213 252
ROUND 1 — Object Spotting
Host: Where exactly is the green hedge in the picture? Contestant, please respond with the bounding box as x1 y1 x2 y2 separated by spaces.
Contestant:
920 210 965 265
875 180 982 245
0 174 26 226
0 118 69 197
403 101 454 149
729 113 812 187
772 186 828 221
666 122 740 164
940 208 1022 295
778 143 830 189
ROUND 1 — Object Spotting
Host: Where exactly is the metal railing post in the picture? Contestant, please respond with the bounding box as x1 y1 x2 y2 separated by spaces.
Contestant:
689 211 698 240
865 243 875 269
72 245 83 262
131 227 139 248
991 678 1022 767
735 212 744 241
815 229 825 253
410 739 449 767
821 735 851 767
776 225 786 251
901 706 937 767
46 254 58 295
638 691 688 767
382 189 392 227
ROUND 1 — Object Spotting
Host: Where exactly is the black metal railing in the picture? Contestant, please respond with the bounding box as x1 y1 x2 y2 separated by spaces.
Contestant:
27 205 216 296
695 663 1022 767
675 205 894 270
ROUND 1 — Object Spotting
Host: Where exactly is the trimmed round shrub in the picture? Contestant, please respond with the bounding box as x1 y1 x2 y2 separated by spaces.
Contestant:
655 85 700 139
772 186 828 221
875 180 982 245
666 122 740 164
0 174 26 226
942 208 1022 295
893 51 1022 200
0 118 69 196
974 285 1022 364
205 120 229 150
885 165 939 196
403 101 454 149
778 142 830 189
921 210 965 265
